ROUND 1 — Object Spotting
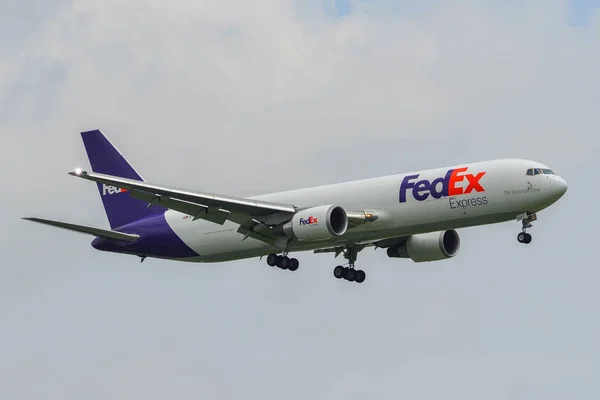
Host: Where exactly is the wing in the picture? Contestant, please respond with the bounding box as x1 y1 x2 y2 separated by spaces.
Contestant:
69 170 379 245
69 170 296 244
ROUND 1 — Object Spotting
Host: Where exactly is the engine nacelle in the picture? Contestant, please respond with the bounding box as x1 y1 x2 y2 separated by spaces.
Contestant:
275 205 348 241
387 230 460 262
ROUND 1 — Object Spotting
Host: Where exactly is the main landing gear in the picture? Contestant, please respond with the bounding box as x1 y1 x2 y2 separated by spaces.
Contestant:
517 212 536 244
266 252 299 271
333 246 366 284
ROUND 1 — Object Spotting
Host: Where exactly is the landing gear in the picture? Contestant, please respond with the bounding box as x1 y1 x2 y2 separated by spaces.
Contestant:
333 246 366 283
266 252 299 271
517 212 536 244
517 232 532 244
333 265 366 283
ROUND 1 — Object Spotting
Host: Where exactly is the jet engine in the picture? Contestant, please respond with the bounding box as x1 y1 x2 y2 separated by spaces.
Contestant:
274 205 348 241
387 230 460 262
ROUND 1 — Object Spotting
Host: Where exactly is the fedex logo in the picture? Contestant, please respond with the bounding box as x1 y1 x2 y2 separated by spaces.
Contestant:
102 184 128 196
299 216 318 225
399 167 486 203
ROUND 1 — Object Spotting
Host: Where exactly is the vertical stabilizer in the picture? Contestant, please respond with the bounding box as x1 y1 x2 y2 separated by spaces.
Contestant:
80 130 164 229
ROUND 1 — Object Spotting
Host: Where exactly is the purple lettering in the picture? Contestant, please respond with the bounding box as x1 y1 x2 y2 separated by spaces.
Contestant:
399 174 419 203
413 180 431 201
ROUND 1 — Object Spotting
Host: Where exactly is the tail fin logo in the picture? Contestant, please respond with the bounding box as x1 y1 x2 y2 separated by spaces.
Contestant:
102 184 128 196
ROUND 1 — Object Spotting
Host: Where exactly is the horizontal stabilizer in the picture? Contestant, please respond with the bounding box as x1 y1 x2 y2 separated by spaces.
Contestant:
22 217 140 242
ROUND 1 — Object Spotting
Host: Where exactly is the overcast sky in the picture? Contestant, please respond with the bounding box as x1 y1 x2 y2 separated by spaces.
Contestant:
1 1 600 399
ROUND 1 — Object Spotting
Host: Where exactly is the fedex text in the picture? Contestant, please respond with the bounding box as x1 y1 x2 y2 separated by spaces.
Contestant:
299 216 318 225
399 167 486 203
102 184 127 196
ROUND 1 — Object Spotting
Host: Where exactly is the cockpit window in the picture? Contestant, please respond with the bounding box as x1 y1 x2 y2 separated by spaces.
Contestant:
527 168 555 176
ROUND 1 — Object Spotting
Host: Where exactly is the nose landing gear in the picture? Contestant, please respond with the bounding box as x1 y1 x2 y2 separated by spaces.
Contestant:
517 212 536 244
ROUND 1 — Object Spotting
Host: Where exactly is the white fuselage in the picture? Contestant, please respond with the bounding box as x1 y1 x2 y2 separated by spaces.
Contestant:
164 159 567 262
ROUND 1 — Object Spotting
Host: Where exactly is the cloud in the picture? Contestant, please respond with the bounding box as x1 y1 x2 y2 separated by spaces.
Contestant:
2 1 598 203
1 1 599 399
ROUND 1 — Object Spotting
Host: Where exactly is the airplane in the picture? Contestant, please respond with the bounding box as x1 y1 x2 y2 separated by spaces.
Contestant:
23 130 568 283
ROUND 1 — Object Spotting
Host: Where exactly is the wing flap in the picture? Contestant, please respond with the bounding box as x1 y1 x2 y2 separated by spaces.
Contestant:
312 236 408 255
22 217 140 242
129 191 230 225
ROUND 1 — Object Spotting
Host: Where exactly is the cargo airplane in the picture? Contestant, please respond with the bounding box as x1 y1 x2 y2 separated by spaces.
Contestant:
23 130 568 283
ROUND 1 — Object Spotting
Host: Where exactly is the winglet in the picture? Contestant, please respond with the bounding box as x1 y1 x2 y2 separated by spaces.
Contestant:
68 169 87 177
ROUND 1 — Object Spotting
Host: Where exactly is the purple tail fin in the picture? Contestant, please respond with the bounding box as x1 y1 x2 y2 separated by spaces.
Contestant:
81 130 165 229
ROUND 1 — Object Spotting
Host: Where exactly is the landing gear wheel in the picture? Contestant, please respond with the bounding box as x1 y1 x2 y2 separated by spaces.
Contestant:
333 265 345 279
266 253 278 267
277 256 290 269
355 270 366 283
346 268 356 282
517 232 533 244
288 258 299 271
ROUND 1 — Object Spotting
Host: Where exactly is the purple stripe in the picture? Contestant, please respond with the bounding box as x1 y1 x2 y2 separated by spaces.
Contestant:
91 212 198 259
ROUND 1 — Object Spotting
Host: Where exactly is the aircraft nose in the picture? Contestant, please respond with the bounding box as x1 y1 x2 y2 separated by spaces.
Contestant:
552 176 568 198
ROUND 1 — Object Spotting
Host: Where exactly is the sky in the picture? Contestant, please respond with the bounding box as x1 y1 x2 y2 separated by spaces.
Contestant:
1 0 599 399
